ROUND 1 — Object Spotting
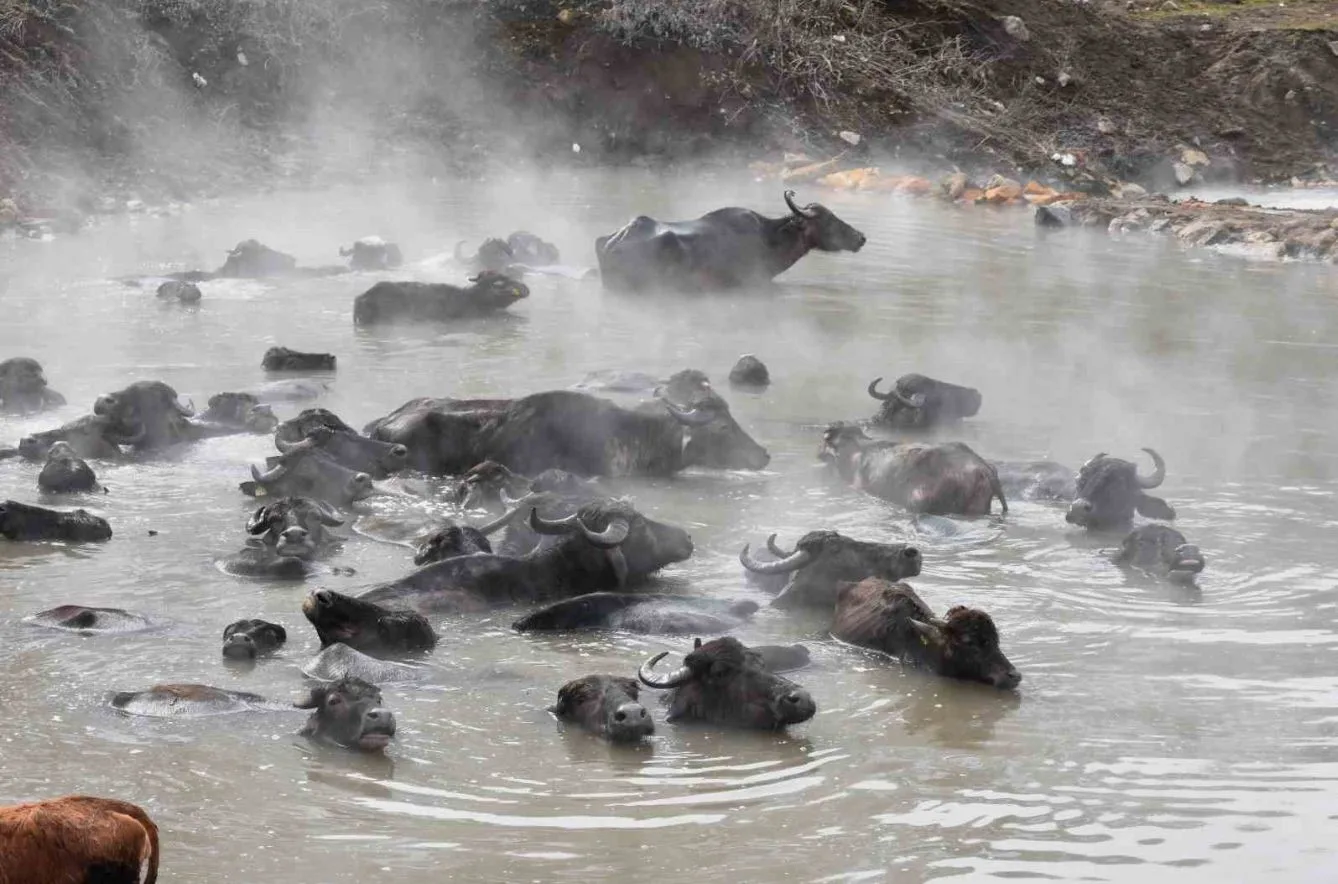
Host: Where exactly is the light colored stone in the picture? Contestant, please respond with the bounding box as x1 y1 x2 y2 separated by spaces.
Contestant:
985 174 1021 192
1181 148 1210 167
0 198 18 226
1329 40 1338 57
838 130 861 146
941 172 970 199
1116 182 1148 199
1173 162 1196 186
1058 71 1073 87
1096 117 1116 135
1002 15 1031 41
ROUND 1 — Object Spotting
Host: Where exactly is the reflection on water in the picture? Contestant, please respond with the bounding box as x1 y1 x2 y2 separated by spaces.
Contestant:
1 171 1337 881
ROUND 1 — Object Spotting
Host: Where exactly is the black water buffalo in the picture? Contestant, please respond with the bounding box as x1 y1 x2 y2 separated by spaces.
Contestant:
302 589 438 654
301 643 425 684
740 529 922 610
220 240 299 278
353 272 530 325
1113 525 1205 584
156 280 201 303
867 374 982 429
1065 449 1173 531
0 500 111 542
364 388 769 477
819 423 1007 516
340 236 403 271
595 190 866 292
241 439 374 506
0 357 66 414
196 393 279 436
454 461 596 512
295 677 397 751
222 619 288 659
245 497 345 557
357 503 646 614
38 442 100 493
111 684 280 716
276 410 407 478
991 460 1077 502
219 541 314 580
729 355 770 389
456 231 561 275
262 347 336 372
513 593 758 635
832 579 1021 690
24 605 153 634
91 380 261 451
637 637 817 730
17 415 125 461
413 522 493 565
550 676 654 743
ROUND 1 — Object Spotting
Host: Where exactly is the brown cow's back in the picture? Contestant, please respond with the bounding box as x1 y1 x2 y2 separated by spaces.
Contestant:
0 795 158 884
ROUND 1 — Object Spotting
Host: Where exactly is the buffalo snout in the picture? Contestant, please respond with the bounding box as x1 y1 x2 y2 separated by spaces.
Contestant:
609 701 654 742
775 688 817 725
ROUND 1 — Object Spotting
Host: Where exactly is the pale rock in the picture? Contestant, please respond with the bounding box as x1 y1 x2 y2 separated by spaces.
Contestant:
1002 15 1031 41
839 130 861 146
1180 147 1210 167
1173 162 1196 186
941 172 970 200
1115 182 1148 199
1096 117 1117 135
1058 71 1073 87
0 197 17 226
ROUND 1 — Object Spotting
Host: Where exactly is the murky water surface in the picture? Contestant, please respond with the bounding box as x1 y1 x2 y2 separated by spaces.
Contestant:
2 173 1337 882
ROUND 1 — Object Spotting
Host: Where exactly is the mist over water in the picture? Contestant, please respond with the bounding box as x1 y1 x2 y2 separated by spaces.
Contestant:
2 171 1338 882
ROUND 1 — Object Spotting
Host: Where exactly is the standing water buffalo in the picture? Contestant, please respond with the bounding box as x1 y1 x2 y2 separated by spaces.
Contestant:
352 272 529 326
740 529 922 609
241 439 374 507
867 374 982 429
1112 525 1205 584
1065 449 1174 531
832 579 1021 690
638 637 817 730
550 675 654 743
364 388 769 477
595 190 867 292
38 442 100 493
0 357 66 414
340 236 403 271
0 500 111 542
819 423 1007 516
276 409 408 478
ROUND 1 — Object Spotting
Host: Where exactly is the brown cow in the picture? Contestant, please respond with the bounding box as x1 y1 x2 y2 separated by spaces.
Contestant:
0 795 159 883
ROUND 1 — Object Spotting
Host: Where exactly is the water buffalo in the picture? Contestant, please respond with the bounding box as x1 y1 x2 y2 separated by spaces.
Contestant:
302 589 438 655
595 190 866 292
352 272 530 325
301 642 425 684
262 347 336 372
110 684 281 716
832 579 1021 690
275 409 408 477
0 796 159 884
454 461 596 512
357 503 646 614
156 280 201 303
364 388 769 477
249 378 331 403
867 374 982 429
17 415 126 461
92 380 197 450
295 677 397 751
0 500 111 542
729 355 770 389
38 442 100 493
740 529 922 610
196 393 279 435
513 593 759 635
241 439 374 506
24 605 153 634
1065 449 1174 531
1113 525 1205 584
0 357 66 414
991 460 1077 502
413 522 493 565
220 239 299 278
637 637 817 730
550 675 654 743
455 231 561 276
340 236 403 271
222 619 287 659
245 496 344 556
219 540 315 580
819 423 1007 516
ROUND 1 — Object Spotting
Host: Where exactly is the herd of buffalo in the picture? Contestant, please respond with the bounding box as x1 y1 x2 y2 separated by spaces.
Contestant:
0 191 1206 879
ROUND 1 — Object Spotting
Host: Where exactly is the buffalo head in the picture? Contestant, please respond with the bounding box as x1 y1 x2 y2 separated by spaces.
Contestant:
0 357 64 414
1066 449 1174 530
201 392 279 434
413 522 493 565
740 529 922 609
656 388 770 471
1113 524 1205 584
277 422 407 478
867 373 982 429
245 438 374 507
93 380 195 449
245 496 344 560
296 676 397 751
222 618 287 660
784 190 866 253
302 589 437 655
521 497 693 584
551 675 654 743
467 270 530 308
639 636 816 730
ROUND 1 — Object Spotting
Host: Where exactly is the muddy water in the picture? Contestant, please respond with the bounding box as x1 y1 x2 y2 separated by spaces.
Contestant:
2 172 1337 882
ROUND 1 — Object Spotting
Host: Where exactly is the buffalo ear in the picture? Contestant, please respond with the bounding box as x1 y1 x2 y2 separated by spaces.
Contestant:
1136 495 1176 521
294 686 327 710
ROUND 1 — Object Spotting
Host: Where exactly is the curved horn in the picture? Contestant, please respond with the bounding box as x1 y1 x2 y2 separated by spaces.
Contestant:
477 503 528 536
909 618 946 645
867 377 920 408
638 651 693 690
1137 448 1166 489
784 189 815 219
499 487 529 508
739 543 813 574
765 533 795 558
529 508 582 536
275 435 299 453
250 461 288 484
312 499 345 526
173 397 195 417
659 396 715 427
578 515 630 549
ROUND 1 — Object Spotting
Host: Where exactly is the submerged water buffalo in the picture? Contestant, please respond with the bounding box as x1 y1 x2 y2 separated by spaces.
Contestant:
295 677 397 751
24 605 153 634
1065 449 1174 531
455 231 561 275
302 589 438 655
364 388 769 477
595 190 866 292
93 381 268 451
514 592 759 635
276 409 407 478
819 423 1007 516
262 347 336 372
156 280 201 303
222 619 288 659
301 642 425 684
991 459 1077 502
245 497 344 556
740 529 922 610
0 357 66 414
832 579 1021 690
413 522 493 565
17 415 126 461
452 460 596 511
729 355 770 389
0 500 111 542
1113 525 1205 584
196 393 279 436
110 684 282 716
353 272 530 325
867 374 982 429
638 637 817 730
550 675 654 743
241 439 374 506
341 236 403 271
169 239 347 281
38 442 100 493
